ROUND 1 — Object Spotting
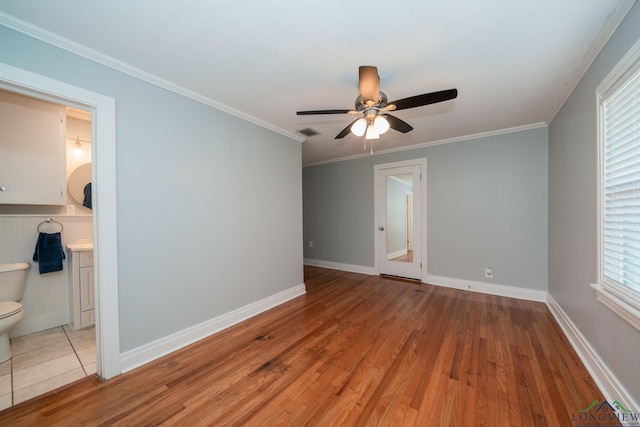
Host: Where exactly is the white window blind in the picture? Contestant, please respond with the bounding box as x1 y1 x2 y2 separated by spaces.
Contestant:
602 68 640 294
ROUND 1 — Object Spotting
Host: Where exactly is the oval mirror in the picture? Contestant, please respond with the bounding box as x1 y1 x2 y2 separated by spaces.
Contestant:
68 163 92 208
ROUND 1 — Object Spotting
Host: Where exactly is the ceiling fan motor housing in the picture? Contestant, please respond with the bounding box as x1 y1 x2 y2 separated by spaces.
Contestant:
295 65 458 140
355 92 388 111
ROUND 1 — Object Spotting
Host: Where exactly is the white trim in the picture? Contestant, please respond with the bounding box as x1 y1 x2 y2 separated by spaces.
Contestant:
0 62 121 379
120 284 307 373
594 36 640 333
425 274 548 302
306 261 640 406
590 283 640 332
596 37 640 97
0 12 305 144
386 249 408 260
3 1 631 164
295 0 627 155
373 158 428 283
546 0 636 124
303 123 547 167
303 259 639 408
304 259 547 302
546 293 639 410
303 258 376 275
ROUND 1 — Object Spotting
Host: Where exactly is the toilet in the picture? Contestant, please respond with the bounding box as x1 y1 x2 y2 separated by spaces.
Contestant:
0 262 30 362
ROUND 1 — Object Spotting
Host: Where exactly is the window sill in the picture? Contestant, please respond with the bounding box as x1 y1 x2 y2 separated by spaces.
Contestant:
590 282 640 332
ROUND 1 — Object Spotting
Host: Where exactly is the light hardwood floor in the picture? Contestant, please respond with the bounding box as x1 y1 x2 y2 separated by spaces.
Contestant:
0 266 604 426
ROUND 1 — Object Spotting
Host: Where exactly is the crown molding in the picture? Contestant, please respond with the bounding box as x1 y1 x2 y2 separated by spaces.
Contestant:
303 122 548 167
0 12 305 144
546 0 637 123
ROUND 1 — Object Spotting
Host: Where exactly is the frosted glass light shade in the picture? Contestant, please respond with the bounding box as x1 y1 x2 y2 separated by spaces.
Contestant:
72 137 85 159
374 116 390 134
365 126 380 140
351 118 367 136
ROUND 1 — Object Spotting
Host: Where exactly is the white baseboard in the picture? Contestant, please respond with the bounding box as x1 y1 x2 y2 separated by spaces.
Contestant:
304 258 376 275
10 310 69 338
302 263 637 408
386 249 407 260
546 294 638 409
119 283 306 373
303 262 547 302
425 274 548 302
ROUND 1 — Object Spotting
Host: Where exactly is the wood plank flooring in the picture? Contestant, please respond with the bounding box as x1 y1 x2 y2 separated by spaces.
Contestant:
0 266 605 426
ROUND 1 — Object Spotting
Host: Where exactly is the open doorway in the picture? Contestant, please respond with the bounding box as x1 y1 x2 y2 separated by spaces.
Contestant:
0 84 112 407
0 63 120 391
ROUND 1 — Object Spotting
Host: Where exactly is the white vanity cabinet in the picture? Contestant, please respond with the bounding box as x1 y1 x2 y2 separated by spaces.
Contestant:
0 90 67 205
67 241 95 330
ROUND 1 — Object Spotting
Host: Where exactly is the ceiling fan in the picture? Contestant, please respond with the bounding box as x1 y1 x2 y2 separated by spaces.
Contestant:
297 66 458 143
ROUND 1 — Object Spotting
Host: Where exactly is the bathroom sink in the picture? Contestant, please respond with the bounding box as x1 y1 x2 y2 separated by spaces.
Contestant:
66 238 93 252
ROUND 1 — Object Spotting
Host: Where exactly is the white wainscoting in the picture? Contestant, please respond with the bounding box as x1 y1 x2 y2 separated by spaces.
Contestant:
0 215 93 337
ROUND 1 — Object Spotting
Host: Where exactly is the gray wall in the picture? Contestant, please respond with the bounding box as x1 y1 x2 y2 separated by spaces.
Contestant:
548 2 640 401
0 26 304 352
304 126 548 291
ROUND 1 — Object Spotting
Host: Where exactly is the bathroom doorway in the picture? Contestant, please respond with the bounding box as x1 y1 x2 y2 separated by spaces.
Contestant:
0 63 120 389
0 91 99 407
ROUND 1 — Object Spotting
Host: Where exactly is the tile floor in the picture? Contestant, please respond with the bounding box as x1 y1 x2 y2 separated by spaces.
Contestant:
0 325 96 410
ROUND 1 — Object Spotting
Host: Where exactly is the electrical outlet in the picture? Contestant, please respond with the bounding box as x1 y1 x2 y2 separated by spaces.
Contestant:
309 241 314 248
485 267 493 278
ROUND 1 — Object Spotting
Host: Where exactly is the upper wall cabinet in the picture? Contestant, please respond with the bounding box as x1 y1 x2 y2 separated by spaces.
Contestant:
0 90 66 205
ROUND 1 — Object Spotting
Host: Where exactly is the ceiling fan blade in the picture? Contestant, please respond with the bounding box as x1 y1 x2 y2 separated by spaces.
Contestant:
297 109 351 115
359 66 380 104
384 114 413 133
389 88 457 111
335 119 359 139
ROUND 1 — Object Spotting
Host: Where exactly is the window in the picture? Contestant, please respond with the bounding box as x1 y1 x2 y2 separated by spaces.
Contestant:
593 39 640 332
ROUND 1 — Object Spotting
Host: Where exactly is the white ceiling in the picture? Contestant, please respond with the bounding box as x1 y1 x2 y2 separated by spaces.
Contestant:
0 0 635 165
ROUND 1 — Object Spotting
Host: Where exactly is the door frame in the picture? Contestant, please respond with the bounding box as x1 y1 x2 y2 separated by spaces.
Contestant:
373 158 427 283
0 62 121 379
406 193 413 252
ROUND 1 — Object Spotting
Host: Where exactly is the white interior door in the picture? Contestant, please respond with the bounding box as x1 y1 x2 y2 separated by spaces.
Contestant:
375 160 424 280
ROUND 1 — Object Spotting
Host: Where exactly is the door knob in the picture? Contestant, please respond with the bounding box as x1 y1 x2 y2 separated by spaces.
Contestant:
378 226 385 231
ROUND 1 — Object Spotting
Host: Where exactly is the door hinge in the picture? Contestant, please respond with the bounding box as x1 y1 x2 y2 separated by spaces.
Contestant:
420 262 422 269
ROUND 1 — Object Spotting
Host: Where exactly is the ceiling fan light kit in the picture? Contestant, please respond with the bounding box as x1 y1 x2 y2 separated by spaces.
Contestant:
297 66 458 154
350 117 368 137
350 114 390 138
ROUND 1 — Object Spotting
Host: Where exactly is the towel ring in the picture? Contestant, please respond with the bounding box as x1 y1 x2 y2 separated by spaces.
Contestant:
37 218 64 233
